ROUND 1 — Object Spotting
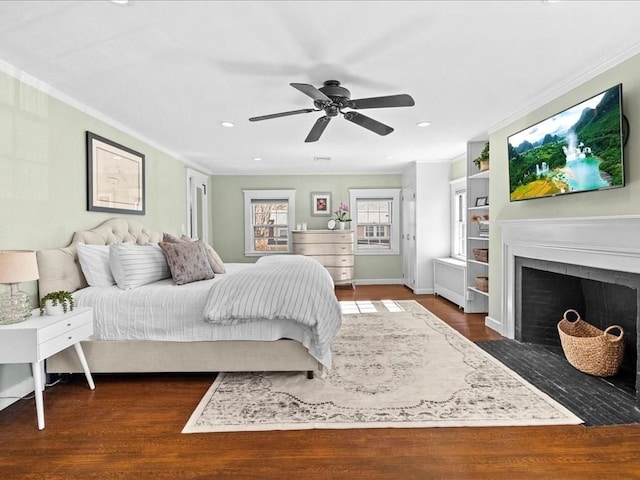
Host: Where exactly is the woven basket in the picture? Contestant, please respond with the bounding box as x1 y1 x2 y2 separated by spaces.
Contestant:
472 248 488 262
557 309 625 377
474 276 488 292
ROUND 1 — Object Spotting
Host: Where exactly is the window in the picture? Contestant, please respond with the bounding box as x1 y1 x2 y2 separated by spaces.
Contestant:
450 178 467 260
243 190 295 256
349 188 400 254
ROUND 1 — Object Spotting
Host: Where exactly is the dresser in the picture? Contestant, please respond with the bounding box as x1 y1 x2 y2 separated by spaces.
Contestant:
292 230 355 287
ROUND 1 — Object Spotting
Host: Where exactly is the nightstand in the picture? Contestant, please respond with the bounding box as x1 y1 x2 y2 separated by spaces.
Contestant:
0 307 95 429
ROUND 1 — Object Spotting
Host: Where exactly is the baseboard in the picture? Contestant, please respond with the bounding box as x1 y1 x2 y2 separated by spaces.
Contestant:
485 315 506 337
353 278 404 286
0 377 34 411
411 288 434 295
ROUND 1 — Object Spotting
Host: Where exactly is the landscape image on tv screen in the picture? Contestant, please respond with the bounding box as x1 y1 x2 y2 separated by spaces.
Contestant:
508 84 624 201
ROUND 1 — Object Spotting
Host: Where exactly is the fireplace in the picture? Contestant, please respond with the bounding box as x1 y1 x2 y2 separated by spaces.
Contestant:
515 257 639 395
499 216 640 406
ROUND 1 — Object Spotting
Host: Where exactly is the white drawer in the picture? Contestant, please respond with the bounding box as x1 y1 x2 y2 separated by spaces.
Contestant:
293 243 354 255
292 232 354 244
309 255 355 268
39 322 94 360
37 309 93 343
326 267 354 283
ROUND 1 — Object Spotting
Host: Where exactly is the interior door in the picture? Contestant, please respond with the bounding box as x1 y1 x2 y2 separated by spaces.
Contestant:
186 169 208 243
402 187 416 290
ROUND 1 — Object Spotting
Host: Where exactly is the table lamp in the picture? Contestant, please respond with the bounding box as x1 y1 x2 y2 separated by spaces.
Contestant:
0 250 40 325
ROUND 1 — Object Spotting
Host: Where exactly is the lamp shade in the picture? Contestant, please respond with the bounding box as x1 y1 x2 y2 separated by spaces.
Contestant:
0 250 40 284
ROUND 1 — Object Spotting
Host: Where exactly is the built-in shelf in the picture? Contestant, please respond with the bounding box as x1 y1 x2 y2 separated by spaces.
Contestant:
467 259 489 266
468 169 490 180
468 286 489 297
465 141 490 313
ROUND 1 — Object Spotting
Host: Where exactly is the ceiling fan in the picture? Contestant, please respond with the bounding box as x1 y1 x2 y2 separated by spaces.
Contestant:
249 80 415 143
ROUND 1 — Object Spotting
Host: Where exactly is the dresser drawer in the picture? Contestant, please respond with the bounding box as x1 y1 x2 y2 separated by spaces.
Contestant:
326 267 354 283
39 322 94 360
292 231 354 244
293 243 354 255
309 255 355 268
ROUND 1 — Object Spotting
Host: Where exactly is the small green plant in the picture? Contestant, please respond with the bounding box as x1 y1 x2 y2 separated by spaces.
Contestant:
39 290 75 316
473 142 490 169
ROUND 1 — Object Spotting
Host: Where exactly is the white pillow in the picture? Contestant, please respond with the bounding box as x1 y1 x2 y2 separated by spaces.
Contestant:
109 243 171 290
76 244 115 287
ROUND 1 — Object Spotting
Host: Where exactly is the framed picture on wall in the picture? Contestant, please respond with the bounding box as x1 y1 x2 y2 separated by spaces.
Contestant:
311 192 332 216
86 131 145 215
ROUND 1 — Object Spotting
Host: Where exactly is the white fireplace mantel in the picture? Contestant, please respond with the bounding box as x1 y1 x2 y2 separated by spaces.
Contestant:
499 215 640 338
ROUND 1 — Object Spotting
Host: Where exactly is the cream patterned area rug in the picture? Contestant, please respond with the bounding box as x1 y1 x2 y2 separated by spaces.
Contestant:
183 300 582 433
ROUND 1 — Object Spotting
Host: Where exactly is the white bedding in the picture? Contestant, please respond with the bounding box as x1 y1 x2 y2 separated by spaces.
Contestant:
204 255 342 365
73 262 337 367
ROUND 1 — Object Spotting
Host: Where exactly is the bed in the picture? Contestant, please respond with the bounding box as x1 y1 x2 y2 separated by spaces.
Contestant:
37 218 342 377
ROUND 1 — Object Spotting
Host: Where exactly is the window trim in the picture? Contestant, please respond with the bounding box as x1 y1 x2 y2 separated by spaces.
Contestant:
450 177 467 261
349 188 401 255
243 189 296 256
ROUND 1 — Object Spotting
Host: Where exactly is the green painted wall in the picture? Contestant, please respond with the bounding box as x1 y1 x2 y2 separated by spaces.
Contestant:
450 156 467 181
209 174 403 280
488 52 640 327
0 71 188 404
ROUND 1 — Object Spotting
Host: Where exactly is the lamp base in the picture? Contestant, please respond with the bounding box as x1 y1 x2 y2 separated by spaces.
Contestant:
0 290 33 325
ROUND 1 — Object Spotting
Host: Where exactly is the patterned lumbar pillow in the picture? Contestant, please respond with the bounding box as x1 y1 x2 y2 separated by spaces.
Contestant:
158 240 215 285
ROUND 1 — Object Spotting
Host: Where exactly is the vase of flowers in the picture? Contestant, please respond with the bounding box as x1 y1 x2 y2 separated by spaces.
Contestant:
334 202 351 230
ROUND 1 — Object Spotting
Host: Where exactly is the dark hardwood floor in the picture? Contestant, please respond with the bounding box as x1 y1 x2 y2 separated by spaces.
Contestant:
1 285 639 479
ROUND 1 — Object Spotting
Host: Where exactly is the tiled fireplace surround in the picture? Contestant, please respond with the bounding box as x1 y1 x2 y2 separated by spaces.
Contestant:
500 216 640 404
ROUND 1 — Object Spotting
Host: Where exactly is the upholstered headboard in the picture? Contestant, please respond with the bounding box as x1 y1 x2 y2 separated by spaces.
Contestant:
36 218 163 298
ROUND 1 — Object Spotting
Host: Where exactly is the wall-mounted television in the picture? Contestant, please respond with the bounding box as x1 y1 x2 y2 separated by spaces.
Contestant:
508 83 626 202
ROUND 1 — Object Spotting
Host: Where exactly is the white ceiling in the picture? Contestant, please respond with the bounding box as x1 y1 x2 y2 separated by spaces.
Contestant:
1 1 640 175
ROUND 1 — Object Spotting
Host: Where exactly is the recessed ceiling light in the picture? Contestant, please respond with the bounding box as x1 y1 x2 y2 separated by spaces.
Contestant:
221 121 234 127
253 157 262 161
416 121 431 127
110 0 131 5
384 156 393 160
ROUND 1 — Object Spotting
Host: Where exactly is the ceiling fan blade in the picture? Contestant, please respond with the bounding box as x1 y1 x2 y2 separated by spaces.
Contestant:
249 108 316 122
290 83 332 103
305 116 331 143
343 111 393 136
348 94 415 109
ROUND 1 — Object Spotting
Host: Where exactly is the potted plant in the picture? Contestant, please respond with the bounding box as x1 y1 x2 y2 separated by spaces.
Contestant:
334 202 351 230
39 290 75 316
473 142 490 172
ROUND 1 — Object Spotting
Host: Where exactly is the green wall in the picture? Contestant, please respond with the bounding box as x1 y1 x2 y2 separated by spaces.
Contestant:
209 174 403 280
0 70 188 404
488 52 640 327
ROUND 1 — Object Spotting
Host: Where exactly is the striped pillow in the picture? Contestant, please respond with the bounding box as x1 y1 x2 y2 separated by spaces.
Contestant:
109 244 171 290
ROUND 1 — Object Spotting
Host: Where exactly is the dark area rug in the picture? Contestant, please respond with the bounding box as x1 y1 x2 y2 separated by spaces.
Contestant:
477 339 640 426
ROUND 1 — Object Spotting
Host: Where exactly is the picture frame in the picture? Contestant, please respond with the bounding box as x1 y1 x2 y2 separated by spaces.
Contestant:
86 131 145 215
311 192 331 216
475 196 489 207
